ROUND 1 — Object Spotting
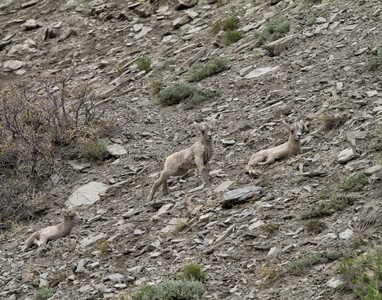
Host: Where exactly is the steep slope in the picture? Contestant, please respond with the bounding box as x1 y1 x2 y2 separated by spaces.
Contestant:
0 0 382 299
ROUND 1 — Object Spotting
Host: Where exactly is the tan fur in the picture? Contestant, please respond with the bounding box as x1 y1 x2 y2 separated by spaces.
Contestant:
245 120 307 175
147 120 215 201
23 208 81 251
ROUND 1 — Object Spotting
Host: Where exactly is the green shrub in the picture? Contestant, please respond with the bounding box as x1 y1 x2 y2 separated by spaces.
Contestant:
78 138 109 162
136 57 152 72
132 279 205 300
33 288 52 300
366 47 382 71
157 82 219 109
303 219 327 234
153 59 174 74
180 263 207 282
308 17 317 26
212 15 238 34
330 193 357 210
374 130 382 151
301 191 359 220
188 57 230 82
255 15 290 47
223 15 239 31
148 76 164 94
339 250 382 299
221 30 242 45
301 200 332 219
48 271 67 288
342 173 368 192
212 20 223 34
259 223 279 235
94 239 110 256
286 252 342 275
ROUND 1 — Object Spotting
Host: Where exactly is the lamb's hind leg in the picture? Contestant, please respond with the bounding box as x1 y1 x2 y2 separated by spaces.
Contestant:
245 155 261 175
195 158 210 185
257 156 275 165
162 180 168 195
148 172 170 202
23 232 39 251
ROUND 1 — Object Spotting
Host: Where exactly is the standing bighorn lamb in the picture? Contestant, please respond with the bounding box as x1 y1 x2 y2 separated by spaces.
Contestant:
147 120 215 202
23 208 81 251
245 120 307 175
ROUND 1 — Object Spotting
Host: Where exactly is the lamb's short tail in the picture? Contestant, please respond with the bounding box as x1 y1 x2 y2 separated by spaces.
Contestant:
23 232 39 251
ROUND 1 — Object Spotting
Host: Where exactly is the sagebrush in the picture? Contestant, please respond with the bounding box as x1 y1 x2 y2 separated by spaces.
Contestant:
157 82 219 109
0 71 112 223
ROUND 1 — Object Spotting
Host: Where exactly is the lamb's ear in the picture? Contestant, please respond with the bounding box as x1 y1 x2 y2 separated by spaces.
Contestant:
193 122 201 131
209 119 216 128
282 121 291 131
299 120 308 132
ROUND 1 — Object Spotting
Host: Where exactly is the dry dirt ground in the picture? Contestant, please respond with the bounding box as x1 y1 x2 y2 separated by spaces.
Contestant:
1 0 382 299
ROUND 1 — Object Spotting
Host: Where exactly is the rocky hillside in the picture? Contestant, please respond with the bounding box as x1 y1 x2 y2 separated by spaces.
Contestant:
1 0 382 299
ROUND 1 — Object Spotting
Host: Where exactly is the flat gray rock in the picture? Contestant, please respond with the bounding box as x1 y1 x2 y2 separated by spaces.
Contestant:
107 144 127 156
214 181 234 193
221 186 262 208
3 60 25 71
337 148 355 164
66 182 109 207
244 66 279 78
80 233 108 248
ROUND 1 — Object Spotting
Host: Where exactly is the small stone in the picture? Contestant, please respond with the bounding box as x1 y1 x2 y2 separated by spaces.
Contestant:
355 47 369 56
366 90 378 97
75 259 86 273
339 228 353 240
244 66 279 78
315 17 327 24
364 165 382 176
263 34 297 56
267 247 279 259
107 144 127 156
22 19 41 31
3 60 25 71
134 229 145 236
221 186 262 208
80 233 108 248
337 148 355 164
221 139 235 146
172 15 190 29
107 273 124 282
21 0 39 9
185 10 198 19
214 181 234 193
66 182 109 207
134 27 152 39
327 277 343 288
215 224 235 243
248 220 265 230
156 203 173 216
175 0 198 10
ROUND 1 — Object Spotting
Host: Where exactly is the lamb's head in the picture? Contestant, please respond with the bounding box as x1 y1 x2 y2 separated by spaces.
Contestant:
287 120 307 141
194 120 216 141
62 208 82 223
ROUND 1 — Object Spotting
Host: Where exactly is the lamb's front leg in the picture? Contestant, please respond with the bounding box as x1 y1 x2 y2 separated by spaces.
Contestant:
195 157 210 185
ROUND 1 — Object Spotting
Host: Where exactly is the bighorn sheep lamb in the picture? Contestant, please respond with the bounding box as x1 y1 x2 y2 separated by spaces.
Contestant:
23 208 81 251
147 120 215 202
245 120 307 175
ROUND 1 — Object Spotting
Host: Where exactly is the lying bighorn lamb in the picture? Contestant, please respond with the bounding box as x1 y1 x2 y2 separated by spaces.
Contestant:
245 120 307 175
23 208 81 251
147 120 215 202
